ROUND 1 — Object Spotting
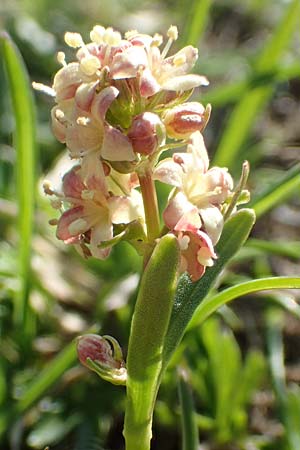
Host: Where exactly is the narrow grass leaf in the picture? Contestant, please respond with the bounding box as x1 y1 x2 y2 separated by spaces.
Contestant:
1 32 36 334
178 368 199 450
184 0 212 47
189 277 300 330
212 0 300 168
249 164 300 218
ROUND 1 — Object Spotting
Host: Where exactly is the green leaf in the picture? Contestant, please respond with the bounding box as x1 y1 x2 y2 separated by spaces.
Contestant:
0 32 36 337
212 0 300 168
178 368 199 450
123 235 180 450
163 208 256 366
184 0 212 47
189 277 300 331
249 164 300 218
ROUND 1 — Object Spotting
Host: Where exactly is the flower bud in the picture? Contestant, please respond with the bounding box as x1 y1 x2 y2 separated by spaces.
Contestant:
163 102 211 139
77 334 127 385
127 112 166 155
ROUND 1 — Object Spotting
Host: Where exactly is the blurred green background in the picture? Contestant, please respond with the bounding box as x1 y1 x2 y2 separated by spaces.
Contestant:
1 0 300 449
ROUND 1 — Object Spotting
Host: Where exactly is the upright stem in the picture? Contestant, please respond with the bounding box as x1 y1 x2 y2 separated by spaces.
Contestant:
138 168 160 243
123 235 180 450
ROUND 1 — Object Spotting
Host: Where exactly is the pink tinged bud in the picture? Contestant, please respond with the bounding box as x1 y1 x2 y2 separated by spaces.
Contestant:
163 102 210 139
77 334 127 385
127 112 166 155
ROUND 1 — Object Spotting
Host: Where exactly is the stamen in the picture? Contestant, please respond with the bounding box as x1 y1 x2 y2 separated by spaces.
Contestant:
32 82 56 97
125 30 138 39
152 33 163 47
167 25 178 41
80 55 101 76
64 32 84 48
51 199 63 209
49 218 58 226
161 25 178 60
103 27 121 46
57 51 67 67
77 116 91 126
178 234 190 251
43 180 54 195
90 25 106 44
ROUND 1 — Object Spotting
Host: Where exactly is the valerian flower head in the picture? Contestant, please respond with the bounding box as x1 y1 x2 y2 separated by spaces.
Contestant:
34 23 244 282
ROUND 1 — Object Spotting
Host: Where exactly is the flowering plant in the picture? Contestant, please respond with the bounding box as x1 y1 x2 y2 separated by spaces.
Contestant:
34 24 255 450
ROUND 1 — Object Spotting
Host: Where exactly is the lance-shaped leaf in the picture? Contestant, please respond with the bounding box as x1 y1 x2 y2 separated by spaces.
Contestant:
163 208 255 367
1 32 36 337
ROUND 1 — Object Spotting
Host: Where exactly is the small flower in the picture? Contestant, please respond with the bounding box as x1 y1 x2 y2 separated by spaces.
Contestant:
155 131 233 245
127 112 166 155
48 161 144 258
51 86 136 167
77 334 127 385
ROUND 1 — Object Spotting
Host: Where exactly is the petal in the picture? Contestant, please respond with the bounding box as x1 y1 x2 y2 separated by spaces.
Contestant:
90 220 113 259
53 62 81 101
75 81 99 111
187 131 209 172
110 46 148 79
199 205 224 245
109 191 144 224
163 192 199 230
91 86 119 121
62 165 85 198
102 125 136 161
161 74 209 91
154 159 183 187
139 68 160 97
56 205 86 241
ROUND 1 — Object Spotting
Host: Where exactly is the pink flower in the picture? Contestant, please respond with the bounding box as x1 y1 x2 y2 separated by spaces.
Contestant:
155 132 232 244
54 162 144 258
51 86 136 167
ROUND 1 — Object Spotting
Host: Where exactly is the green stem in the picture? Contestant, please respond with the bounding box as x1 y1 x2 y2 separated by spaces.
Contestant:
123 235 180 450
138 169 160 243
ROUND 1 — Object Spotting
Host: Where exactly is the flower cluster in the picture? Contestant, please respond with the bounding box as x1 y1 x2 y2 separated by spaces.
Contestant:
35 24 245 281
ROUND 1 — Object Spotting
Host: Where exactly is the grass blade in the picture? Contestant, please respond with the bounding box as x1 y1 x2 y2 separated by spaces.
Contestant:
212 0 300 168
1 32 36 336
249 164 300 218
184 0 212 47
178 368 199 450
188 276 300 330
